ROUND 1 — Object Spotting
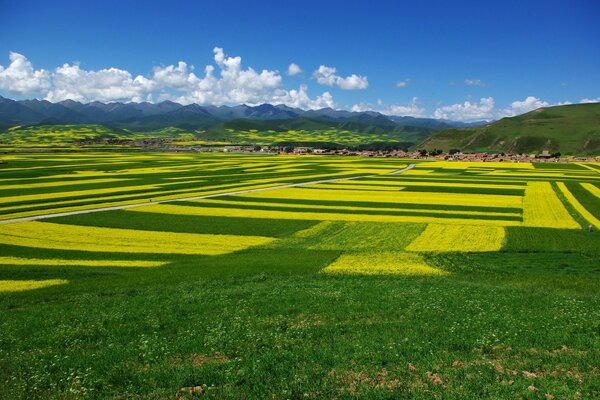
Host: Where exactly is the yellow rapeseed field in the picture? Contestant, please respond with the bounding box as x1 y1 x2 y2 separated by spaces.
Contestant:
556 182 600 229
0 279 69 292
327 179 524 190
522 182 579 229
194 198 520 218
406 224 505 252
133 204 519 226
321 252 448 276
239 187 522 209
0 178 131 191
581 182 600 199
0 257 166 268
419 161 534 169
0 222 274 255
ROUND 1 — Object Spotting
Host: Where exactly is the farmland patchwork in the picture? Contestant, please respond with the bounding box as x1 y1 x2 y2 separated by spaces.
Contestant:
1 153 599 398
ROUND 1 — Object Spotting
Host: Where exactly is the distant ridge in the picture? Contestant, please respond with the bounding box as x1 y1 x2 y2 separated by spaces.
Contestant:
0 96 481 132
420 103 600 155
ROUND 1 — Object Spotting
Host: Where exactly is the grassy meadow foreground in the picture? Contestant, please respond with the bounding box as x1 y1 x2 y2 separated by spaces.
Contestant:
1 153 599 399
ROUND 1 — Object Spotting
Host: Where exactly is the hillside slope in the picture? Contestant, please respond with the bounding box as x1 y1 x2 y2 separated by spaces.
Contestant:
419 103 600 155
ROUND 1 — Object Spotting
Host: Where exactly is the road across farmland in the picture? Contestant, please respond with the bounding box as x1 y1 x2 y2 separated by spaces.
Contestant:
0 163 415 225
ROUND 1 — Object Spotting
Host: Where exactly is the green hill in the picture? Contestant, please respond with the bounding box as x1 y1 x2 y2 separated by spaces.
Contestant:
419 103 600 155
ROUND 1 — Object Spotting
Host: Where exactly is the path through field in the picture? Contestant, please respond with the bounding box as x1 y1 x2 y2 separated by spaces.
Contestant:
0 163 415 225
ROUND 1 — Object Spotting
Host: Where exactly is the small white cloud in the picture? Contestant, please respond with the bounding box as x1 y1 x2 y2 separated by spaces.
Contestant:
351 97 426 117
433 97 495 121
396 79 410 88
581 97 600 103
313 65 368 90
272 84 335 110
500 96 549 117
0 52 51 95
464 78 486 87
287 63 302 76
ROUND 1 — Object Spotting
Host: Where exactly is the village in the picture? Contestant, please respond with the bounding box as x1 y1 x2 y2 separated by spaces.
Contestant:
206 145 599 163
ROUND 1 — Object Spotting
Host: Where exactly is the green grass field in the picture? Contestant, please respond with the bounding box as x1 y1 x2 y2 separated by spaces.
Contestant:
1 153 599 399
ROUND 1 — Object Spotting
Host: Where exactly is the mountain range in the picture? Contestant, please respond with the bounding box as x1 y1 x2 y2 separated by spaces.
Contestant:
1 96 598 154
0 96 483 133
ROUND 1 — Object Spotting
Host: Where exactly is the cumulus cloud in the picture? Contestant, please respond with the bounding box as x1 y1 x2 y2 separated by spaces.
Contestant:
156 47 284 105
581 97 600 103
271 84 334 109
396 79 409 88
287 63 302 76
464 78 486 87
351 97 426 117
434 96 557 121
433 97 495 121
0 52 50 95
500 96 549 117
46 64 155 103
313 65 368 90
0 49 335 109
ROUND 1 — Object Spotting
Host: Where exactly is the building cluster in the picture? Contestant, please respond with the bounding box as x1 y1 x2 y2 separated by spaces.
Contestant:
214 146 599 162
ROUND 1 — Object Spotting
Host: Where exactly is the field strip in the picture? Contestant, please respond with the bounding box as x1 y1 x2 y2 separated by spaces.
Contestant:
581 182 600 199
556 182 600 229
0 164 415 224
0 257 166 268
189 198 522 218
0 221 274 255
133 204 519 226
522 182 580 229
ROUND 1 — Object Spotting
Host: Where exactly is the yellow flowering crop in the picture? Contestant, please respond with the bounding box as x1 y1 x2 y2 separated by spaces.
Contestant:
522 182 579 229
420 161 534 169
0 279 68 293
134 204 518 226
556 182 600 229
332 179 525 190
405 224 505 252
0 221 274 255
0 257 166 268
321 252 448 276
194 198 521 218
0 178 130 191
239 187 522 209
581 183 600 199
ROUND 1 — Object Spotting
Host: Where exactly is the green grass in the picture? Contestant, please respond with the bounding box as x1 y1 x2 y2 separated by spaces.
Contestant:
0 153 599 399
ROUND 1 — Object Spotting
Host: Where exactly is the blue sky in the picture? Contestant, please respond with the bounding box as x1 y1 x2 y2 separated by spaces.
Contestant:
0 0 598 120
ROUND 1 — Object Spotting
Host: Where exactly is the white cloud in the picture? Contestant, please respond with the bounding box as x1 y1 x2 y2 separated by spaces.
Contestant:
581 97 600 103
500 96 549 117
287 63 302 76
464 78 486 87
46 64 155 103
313 65 368 90
396 79 409 88
351 97 426 117
433 97 495 121
433 96 558 121
271 84 335 109
0 49 334 109
0 52 50 95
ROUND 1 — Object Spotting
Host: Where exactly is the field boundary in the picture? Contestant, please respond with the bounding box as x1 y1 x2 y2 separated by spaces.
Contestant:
0 164 416 225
